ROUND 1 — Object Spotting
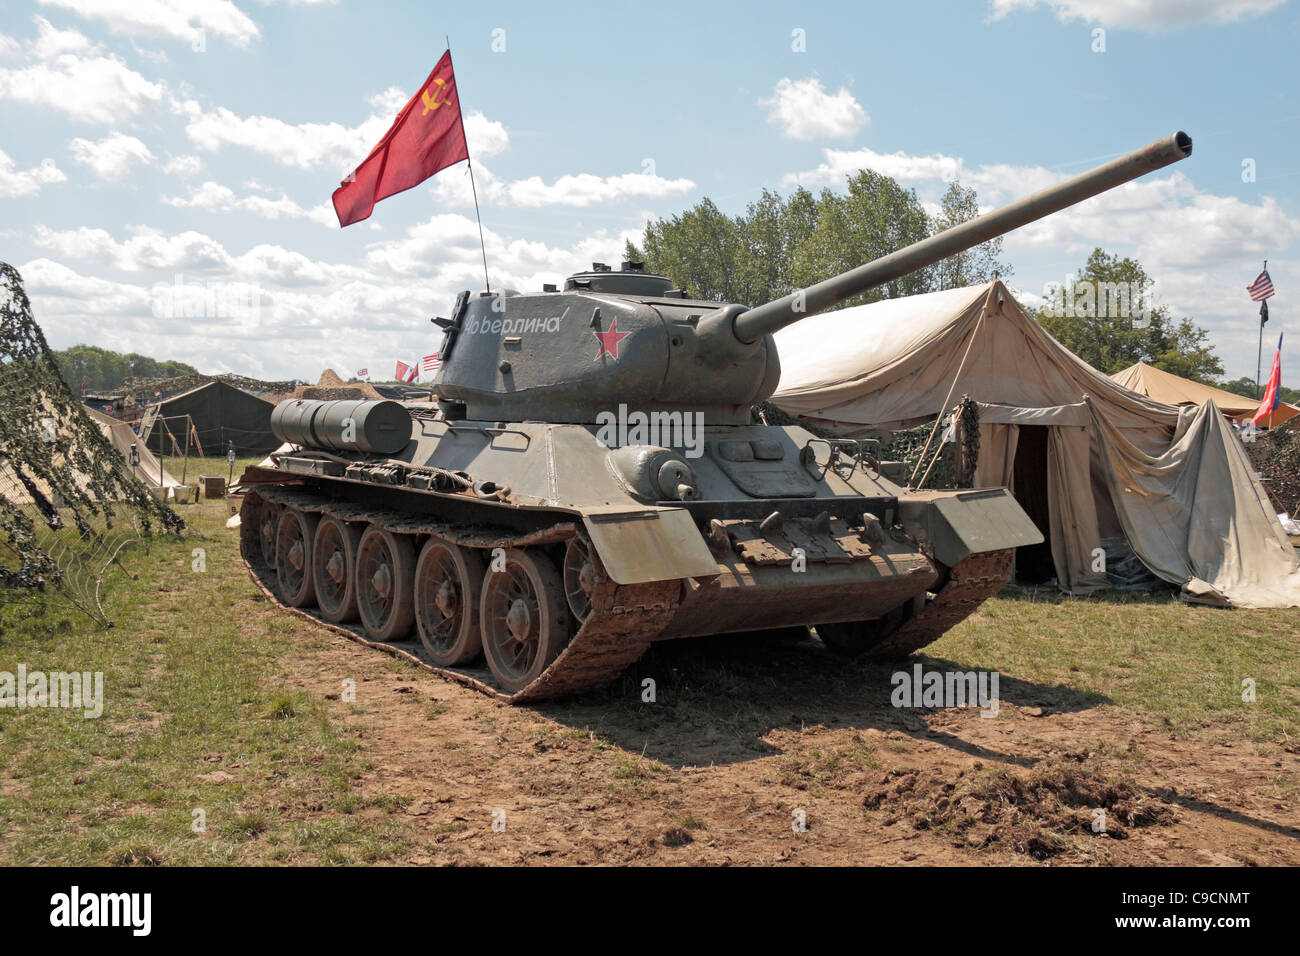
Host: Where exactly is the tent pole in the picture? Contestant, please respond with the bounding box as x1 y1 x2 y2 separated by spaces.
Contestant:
181 415 191 487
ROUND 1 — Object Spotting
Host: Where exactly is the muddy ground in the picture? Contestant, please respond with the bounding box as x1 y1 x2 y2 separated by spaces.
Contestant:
266 603 1300 866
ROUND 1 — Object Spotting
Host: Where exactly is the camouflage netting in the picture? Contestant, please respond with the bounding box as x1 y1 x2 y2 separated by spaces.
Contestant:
0 262 184 621
119 370 302 399
755 397 979 489
1244 415 1300 517
881 397 980 489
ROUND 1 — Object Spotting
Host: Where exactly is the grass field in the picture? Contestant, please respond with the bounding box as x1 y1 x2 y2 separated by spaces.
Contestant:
1 497 1297 865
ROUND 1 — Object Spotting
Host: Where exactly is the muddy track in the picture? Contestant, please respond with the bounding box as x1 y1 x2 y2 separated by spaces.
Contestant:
241 486 1010 701
862 549 1016 658
241 486 680 703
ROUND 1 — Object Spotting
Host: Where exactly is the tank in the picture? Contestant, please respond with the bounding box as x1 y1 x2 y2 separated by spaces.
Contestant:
238 131 1192 701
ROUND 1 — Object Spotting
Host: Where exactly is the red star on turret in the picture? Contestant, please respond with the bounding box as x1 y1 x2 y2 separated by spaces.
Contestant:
593 319 630 360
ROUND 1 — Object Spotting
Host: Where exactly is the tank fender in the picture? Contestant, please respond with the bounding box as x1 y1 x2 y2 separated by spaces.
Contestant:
898 488 1043 569
581 506 720 585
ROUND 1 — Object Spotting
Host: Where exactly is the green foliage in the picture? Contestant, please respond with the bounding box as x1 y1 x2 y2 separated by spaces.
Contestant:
1034 249 1224 382
626 173 1009 309
52 344 198 394
1220 375 1299 405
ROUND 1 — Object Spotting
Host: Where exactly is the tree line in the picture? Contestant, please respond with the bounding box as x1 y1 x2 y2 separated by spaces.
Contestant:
53 344 198 394
627 172 1250 389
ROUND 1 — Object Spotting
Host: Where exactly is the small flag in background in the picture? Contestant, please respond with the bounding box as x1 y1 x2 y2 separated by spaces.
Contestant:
356 368 368 379
1247 268 1275 301
422 352 441 373
405 362 419 383
1261 300 1269 326
395 360 410 381
1253 333 1284 426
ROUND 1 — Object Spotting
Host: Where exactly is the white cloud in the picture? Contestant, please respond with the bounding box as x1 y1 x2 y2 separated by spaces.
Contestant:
987 0 1285 30
163 153 203 176
761 77 867 141
0 17 167 124
506 171 696 208
37 0 261 48
69 131 155 180
21 215 648 378
0 150 66 198
162 180 336 226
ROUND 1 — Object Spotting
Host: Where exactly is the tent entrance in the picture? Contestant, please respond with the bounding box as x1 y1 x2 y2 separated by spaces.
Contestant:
1012 425 1055 584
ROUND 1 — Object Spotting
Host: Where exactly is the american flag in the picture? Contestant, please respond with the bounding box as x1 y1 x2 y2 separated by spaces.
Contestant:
356 368 368 378
422 352 441 372
1247 268 1275 301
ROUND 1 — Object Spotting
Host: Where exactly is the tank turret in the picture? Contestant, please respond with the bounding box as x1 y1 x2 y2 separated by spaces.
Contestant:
433 132 1191 425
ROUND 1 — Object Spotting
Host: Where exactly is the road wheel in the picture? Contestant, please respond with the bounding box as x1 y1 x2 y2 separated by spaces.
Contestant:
479 548 570 694
414 539 484 666
562 535 603 625
312 516 362 623
257 501 282 570
275 507 318 607
355 525 416 641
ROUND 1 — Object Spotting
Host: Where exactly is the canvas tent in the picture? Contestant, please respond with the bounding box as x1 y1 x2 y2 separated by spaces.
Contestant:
85 405 181 494
138 379 278 457
771 280 1300 608
2 403 180 504
1111 361 1299 429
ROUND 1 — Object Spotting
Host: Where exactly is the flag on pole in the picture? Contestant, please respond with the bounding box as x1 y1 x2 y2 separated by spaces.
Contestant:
356 368 368 378
405 362 419 383
1261 300 1269 326
1252 333 1284 426
332 50 469 227
422 353 441 373
1247 268 1275 301
395 360 411 381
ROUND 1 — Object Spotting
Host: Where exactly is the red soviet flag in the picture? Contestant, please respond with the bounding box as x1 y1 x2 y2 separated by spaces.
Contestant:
333 50 469 227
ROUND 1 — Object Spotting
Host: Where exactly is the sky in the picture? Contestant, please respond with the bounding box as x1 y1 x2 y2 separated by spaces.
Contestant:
1 0 1297 385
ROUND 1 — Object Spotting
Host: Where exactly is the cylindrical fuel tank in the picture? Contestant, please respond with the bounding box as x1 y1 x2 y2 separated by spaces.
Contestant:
270 399 412 456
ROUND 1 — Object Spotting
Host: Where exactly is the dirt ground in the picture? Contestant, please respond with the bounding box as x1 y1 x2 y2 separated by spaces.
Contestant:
258 595 1300 866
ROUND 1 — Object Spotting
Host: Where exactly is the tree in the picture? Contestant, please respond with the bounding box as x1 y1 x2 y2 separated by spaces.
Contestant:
52 345 198 393
1221 375 1300 405
626 174 1010 310
1034 249 1224 382
931 181 1010 290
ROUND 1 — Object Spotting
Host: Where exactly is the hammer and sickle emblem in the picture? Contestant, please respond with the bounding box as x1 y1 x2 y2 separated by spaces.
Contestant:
421 78 449 115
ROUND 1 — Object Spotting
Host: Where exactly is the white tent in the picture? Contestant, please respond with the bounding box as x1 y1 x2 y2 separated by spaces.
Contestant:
771 281 1300 608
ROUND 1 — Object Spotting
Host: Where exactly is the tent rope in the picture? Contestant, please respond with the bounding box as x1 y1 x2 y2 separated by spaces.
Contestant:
908 303 988 488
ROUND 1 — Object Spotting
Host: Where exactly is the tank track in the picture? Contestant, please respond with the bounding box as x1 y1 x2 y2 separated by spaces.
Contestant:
859 548 1015 659
239 486 680 703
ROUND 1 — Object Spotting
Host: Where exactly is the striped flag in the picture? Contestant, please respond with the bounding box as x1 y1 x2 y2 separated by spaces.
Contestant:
422 352 441 373
356 368 368 378
1247 268 1275 301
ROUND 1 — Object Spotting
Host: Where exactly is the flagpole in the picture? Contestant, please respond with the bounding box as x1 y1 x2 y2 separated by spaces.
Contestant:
1253 260 1263 398
447 40 491 294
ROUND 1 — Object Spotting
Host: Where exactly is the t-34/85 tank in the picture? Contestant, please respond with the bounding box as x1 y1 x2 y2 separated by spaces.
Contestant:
239 131 1192 701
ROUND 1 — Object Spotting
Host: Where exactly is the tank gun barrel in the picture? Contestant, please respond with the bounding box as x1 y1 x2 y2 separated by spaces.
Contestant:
725 130 1192 345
